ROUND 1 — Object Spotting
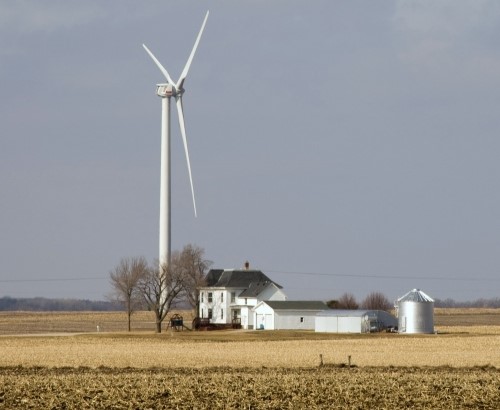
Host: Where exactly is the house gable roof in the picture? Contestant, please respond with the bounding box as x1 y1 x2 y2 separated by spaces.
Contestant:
262 300 328 311
204 269 282 289
238 281 280 297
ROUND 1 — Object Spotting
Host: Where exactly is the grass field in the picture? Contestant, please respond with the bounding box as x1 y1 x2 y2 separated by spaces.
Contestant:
0 309 499 408
0 310 171 334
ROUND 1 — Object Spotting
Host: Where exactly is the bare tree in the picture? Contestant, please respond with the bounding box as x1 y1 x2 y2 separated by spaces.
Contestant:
177 244 212 315
139 253 187 333
337 293 359 310
109 256 148 331
361 291 392 311
326 300 339 309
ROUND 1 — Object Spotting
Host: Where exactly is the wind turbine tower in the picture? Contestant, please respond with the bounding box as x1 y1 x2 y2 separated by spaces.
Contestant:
143 11 209 270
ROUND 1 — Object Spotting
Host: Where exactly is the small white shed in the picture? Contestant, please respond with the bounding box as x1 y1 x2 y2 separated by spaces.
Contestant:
315 310 397 333
253 301 328 330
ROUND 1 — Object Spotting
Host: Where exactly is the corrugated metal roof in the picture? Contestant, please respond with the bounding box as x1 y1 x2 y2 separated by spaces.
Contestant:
316 309 375 317
264 301 328 311
397 288 434 303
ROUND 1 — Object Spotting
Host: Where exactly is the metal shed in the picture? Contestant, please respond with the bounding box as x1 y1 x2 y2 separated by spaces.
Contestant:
315 310 397 333
396 288 434 334
253 301 328 330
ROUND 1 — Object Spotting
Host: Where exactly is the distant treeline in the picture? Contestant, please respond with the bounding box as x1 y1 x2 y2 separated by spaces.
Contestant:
0 296 122 311
434 298 500 308
1 296 499 311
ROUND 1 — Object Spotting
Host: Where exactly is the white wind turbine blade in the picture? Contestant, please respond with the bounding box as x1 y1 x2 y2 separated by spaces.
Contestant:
142 44 176 87
176 10 209 91
175 95 197 217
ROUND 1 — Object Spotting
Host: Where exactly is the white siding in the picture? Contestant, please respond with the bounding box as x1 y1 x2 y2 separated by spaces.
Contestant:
259 286 287 302
253 303 323 330
255 313 274 330
338 317 362 333
315 310 397 333
254 303 275 330
315 316 362 333
199 289 232 324
315 316 336 332
236 296 257 307
236 286 286 306
275 311 317 330
241 306 254 329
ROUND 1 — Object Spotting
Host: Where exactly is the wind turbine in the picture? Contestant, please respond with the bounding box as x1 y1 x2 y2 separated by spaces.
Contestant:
143 10 209 270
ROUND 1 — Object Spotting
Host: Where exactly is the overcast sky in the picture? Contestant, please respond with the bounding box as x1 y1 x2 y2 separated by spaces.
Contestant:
1 0 500 303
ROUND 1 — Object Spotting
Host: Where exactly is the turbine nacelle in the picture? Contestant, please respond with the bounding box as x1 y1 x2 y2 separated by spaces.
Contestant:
156 84 175 98
155 83 186 98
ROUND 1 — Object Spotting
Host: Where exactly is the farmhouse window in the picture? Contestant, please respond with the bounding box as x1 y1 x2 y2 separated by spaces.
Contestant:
208 308 213 319
221 309 224 319
231 292 236 303
300 317 304 323
221 292 224 303
208 292 213 303
201 292 204 303
244 298 248 305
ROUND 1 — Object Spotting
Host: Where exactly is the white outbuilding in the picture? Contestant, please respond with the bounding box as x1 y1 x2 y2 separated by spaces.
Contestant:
315 310 398 333
253 301 328 330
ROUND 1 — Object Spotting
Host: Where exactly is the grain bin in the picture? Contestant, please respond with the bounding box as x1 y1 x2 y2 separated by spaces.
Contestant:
396 289 434 334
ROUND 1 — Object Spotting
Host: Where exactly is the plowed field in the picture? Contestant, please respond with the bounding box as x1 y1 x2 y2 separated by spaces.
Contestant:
0 310 499 408
1 366 499 409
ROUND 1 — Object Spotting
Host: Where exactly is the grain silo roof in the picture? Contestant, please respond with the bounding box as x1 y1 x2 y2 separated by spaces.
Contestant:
397 288 434 303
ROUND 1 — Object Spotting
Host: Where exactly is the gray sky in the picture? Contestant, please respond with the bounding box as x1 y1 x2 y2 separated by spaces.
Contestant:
1 0 500 303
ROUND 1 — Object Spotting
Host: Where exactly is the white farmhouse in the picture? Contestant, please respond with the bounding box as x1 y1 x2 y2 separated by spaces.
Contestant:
198 265 286 329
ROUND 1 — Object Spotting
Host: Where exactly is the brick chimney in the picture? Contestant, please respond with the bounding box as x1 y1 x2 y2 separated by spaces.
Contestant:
244 261 250 270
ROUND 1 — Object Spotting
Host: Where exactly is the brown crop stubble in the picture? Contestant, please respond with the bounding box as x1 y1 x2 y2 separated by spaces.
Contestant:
1 366 499 409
